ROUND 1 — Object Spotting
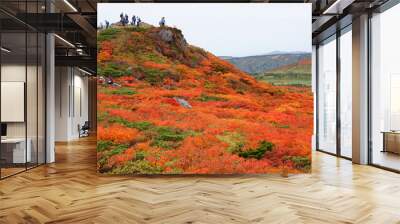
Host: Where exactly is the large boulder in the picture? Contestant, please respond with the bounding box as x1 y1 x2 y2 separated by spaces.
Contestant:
158 29 174 42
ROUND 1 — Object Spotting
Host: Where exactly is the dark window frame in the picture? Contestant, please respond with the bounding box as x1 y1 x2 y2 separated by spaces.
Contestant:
0 0 48 180
315 22 352 161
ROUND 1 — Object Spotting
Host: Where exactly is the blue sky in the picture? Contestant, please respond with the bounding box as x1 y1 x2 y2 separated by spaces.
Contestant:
98 3 311 57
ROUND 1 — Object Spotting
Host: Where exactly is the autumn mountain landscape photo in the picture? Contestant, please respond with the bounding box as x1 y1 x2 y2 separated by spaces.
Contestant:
97 4 313 175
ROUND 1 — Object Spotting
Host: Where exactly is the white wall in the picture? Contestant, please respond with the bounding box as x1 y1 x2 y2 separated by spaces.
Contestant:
55 67 89 141
72 72 89 138
55 66 70 141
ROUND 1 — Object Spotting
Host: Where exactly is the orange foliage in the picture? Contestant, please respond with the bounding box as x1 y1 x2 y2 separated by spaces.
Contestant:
97 26 313 174
142 61 170 70
98 41 113 61
98 124 139 144
107 147 136 167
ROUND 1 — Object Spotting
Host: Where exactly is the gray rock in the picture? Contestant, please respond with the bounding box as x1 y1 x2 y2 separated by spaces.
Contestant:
158 29 173 42
173 97 192 109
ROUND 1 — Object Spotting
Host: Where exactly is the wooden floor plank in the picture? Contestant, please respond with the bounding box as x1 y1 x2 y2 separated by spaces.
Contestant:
0 136 400 223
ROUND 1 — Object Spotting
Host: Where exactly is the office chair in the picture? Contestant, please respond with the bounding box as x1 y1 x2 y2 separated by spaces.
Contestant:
79 121 90 138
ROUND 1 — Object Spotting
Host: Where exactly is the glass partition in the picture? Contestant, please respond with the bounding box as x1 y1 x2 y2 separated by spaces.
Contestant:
371 4 400 171
0 31 28 177
339 28 352 158
317 36 337 154
0 1 46 179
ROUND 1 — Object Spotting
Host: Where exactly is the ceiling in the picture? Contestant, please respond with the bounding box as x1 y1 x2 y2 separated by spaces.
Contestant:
0 0 98 73
310 0 390 43
0 0 394 72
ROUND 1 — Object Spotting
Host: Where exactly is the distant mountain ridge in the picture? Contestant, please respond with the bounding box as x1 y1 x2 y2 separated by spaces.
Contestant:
254 58 312 86
221 52 311 75
265 58 311 74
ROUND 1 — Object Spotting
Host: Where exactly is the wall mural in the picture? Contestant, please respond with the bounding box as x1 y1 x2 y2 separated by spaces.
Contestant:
97 3 313 174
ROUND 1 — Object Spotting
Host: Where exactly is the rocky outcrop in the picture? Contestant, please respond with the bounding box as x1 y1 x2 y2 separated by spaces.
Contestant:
158 29 174 42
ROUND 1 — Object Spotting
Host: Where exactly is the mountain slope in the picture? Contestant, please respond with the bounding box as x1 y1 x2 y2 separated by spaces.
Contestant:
97 25 313 174
265 58 311 73
255 58 312 86
223 53 311 74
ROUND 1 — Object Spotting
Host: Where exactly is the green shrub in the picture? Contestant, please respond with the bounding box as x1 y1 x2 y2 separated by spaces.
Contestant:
109 116 153 131
166 167 183 174
212 62 229 73
124 26 148 33
109 160 163 174
140 52 165 63
108 144 129 156
128 121 153 131
98 63 131 78
98 143 129 170
238 140 274 160
107 87 137 95
97 140 113 152
204 81 216 89
108 116 126 124
98 157 108 169
197 94 227 102
289 156 311 171
147 126 197 149
107 116 192 150
98 111 109 122
151 127 187 149
98 28 120 41
271 121 290 129
217 132 245 153
105 104 121 109
140 67 168 85
135 151 146 160
155 127 186 141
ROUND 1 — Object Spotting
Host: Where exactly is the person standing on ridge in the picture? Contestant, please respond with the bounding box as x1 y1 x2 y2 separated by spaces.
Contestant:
131 15 136 26
137 17 141 27
120 13 124 25
159 17 166 27
105 20 110 29
125 14 129 25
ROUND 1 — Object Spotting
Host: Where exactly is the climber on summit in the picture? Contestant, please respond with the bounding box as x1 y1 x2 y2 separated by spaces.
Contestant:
136 17 141 27
131 15 136 26
125 14 129 25
120 12 124 25
159 17 166 27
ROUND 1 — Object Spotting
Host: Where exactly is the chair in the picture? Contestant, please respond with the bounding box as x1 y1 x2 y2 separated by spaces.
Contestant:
79 121 90 138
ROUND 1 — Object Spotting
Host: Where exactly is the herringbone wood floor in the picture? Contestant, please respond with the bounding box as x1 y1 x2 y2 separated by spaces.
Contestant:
1 137 400 224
